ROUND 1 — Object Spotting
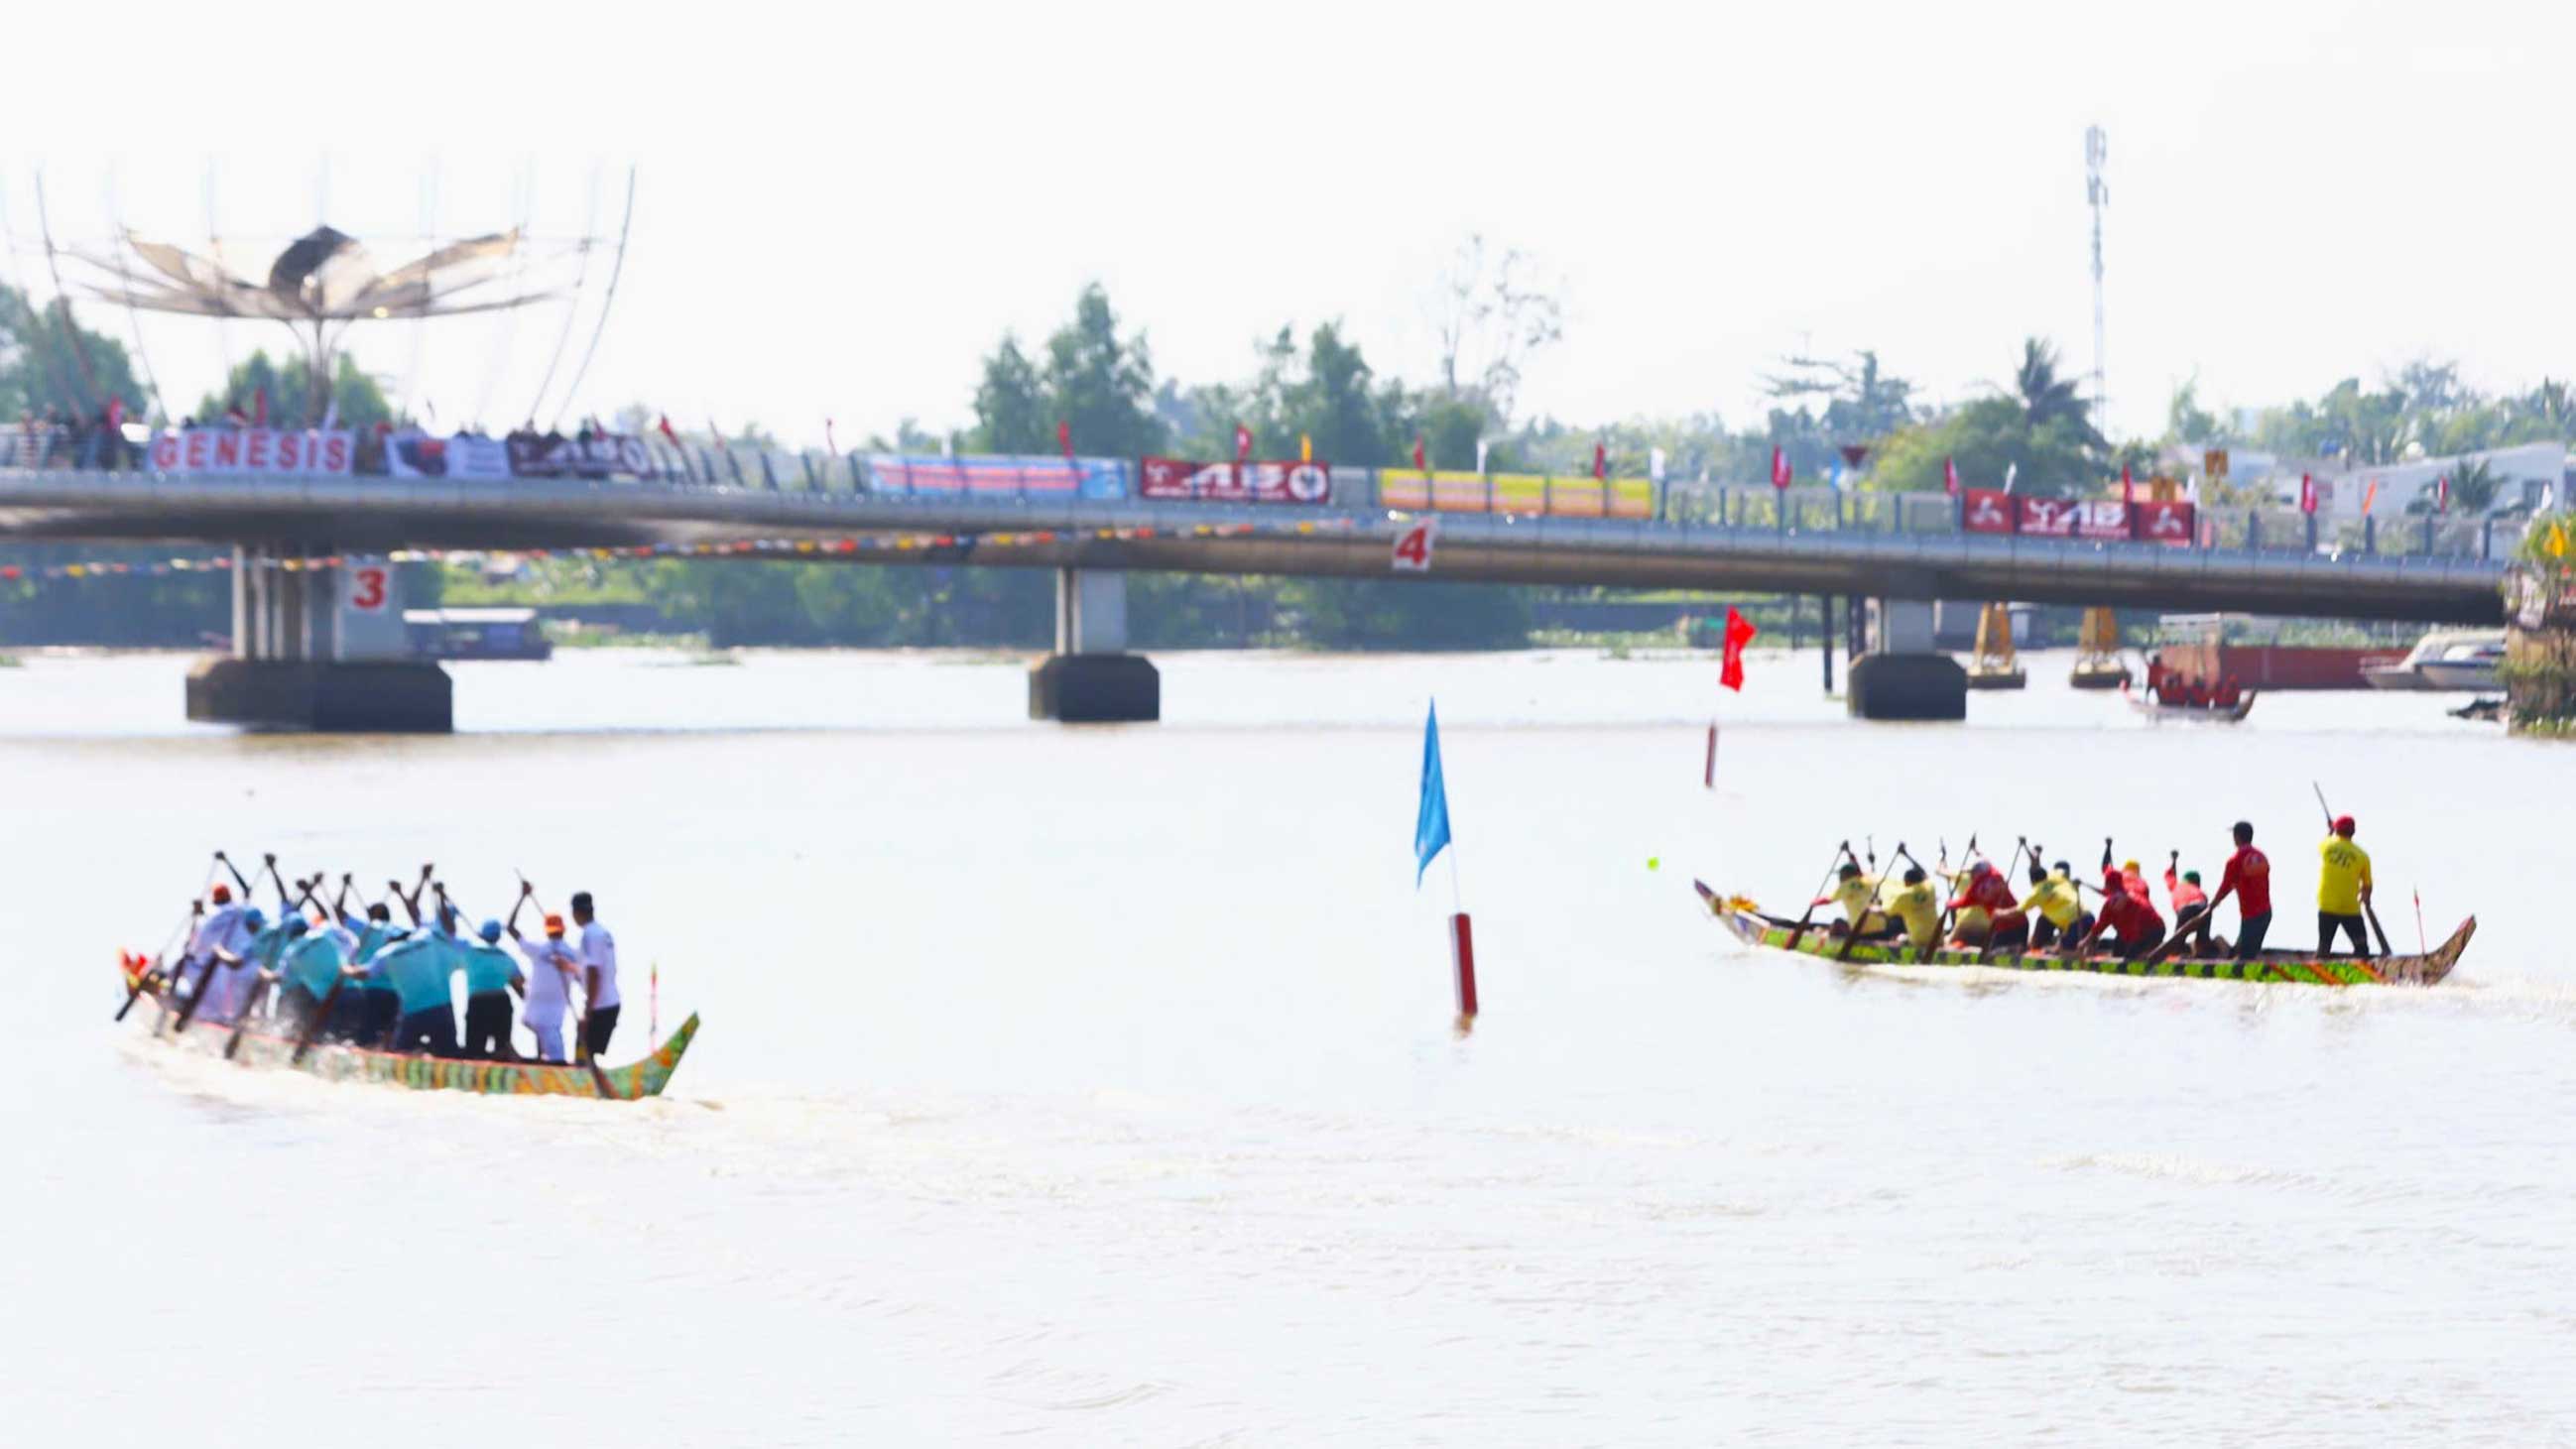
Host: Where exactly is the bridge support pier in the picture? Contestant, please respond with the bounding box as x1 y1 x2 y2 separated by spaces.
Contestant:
1029 568 1158 723
187 545 452 733
1846 598 1966 721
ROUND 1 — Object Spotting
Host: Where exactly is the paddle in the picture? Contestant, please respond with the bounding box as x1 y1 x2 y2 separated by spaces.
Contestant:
223 874 329 1059
287 973 349 1066
118 858 217 1022
2313 784 2394 957
1887 842 1943 962
1966 835 2025 965
1928 833 1982 959
1779 840 1856 952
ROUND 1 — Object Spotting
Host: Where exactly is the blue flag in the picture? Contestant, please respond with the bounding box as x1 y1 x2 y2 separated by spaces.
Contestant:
1414 701 1452 887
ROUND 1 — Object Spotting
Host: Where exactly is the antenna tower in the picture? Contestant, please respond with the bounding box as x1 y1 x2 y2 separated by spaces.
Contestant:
2084 125 2108 418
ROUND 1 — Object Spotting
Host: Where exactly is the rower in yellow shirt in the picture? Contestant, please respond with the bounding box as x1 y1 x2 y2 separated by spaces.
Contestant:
2317 814 2375 957
1885 867 1943 950
2021 857 2088 948
1813 863 1893 938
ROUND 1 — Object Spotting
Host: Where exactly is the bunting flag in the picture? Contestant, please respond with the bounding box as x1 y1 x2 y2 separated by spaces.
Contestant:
1769 445 1790 490
1719 605 1758 691
1234 424 1253 464
1943 456 1959 497
1414 701 1452 888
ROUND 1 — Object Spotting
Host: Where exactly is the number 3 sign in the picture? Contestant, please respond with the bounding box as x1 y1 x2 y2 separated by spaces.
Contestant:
346 565 391 613
1391 519 1436 573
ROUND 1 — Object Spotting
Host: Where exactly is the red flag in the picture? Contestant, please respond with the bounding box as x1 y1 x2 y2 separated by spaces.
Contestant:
2121 463 2134 505
1770 446 1790 491
1057 420 1073 459
1233 423 1253 464
1719 606 1759 691
658 414 680 447
2299 473 2316 515
252 387 268 426
1593 439 1607 480
1412 435 1427 471
2362 478 2380 516
2435 474 2450 512
104 397 124 430
1943 456 1959 497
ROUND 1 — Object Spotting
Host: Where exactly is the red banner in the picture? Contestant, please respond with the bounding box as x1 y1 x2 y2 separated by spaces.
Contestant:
2075 502 2131 541
151 427 353 476
2015 496 2079 537
2132 499 2196 544
1138 456 1329 504
1962 488 2015 534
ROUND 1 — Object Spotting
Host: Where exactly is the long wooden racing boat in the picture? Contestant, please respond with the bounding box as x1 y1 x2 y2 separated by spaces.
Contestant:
1693 882 2472 987
118 954 699 1100
2125 687 2258 721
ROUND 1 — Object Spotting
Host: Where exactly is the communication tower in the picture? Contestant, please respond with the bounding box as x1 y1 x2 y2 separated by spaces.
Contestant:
2085 125 2109 418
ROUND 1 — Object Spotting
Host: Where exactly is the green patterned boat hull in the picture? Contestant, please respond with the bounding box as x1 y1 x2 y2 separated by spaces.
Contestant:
1693 882 2472 988
128 969 699 1099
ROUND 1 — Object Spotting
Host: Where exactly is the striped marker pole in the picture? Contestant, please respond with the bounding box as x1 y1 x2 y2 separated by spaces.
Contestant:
1451 912 1478 1029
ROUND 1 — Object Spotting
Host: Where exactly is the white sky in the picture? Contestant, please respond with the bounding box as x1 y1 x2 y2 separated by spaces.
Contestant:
5 0 2568 450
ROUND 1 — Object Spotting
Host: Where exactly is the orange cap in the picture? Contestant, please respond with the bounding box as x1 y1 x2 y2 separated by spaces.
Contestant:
544 914 565 935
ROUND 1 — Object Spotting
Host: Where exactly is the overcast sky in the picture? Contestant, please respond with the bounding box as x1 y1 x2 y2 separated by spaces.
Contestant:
5 1 2567 450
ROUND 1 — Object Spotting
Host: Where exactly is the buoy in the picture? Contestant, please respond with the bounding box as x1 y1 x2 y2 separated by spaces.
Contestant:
1450 911 1478 1023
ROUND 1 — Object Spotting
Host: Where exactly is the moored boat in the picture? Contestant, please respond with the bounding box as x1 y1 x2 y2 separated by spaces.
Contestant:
2124 685 2257 721
118 954 698 1099
1693 881 2473 987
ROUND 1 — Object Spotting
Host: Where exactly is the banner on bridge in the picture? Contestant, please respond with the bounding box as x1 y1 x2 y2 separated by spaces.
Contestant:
865 453 1130 501
1378 469 1656 519
1138 457 1330 504
1963 489 2196 544
506 432 655 479
150 427 353 476
385 430 514 480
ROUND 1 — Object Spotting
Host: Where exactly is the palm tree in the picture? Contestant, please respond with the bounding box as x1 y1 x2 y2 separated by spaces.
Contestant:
2012 338 2107 448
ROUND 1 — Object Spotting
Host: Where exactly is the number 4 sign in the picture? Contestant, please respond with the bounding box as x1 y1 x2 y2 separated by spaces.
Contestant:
1392 519 1437 573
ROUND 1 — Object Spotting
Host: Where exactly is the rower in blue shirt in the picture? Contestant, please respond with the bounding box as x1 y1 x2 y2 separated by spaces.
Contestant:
275 923 352 1036
371 927 460 1058
456 920 525 1060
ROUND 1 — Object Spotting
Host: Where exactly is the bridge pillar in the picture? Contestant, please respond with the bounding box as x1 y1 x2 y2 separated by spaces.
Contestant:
187 546 452 733
1029 567 1159 723
1846 598 1967 721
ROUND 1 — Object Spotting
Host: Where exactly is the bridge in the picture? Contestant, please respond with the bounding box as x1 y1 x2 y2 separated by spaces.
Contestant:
0 462 2512 731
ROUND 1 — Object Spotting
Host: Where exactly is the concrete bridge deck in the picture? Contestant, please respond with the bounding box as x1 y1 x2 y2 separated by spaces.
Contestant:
0 468 2510 623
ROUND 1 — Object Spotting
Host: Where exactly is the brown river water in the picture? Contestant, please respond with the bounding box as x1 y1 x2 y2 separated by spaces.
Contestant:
4 647 2571 1446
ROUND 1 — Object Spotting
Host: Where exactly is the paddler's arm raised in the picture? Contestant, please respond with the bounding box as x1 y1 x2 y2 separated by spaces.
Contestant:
507 882 533 938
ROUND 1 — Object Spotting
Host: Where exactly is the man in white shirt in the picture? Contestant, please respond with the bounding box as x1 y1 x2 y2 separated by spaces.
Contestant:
178 885 245 1011
507 889 581 1064
570 891 622 1062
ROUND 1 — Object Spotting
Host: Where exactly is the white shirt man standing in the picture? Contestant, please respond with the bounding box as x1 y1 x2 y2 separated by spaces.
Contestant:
570 891 622 1062
507 889 581 1064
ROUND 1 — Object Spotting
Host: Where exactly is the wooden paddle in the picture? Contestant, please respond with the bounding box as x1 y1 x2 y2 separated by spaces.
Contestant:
1779 841 1856 953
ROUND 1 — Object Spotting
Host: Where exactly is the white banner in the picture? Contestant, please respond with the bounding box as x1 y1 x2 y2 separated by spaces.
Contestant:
151 427 353 476
387 430 515 480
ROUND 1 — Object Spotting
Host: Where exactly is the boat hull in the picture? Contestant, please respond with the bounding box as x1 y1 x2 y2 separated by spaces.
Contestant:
121 962 697 1100
2416 662 2501 691
2127 691 2257 721
1693 882 2472 988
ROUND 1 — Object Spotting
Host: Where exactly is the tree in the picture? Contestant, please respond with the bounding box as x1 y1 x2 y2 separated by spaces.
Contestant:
1427 234 1563 423
970 335 1050 453
0 286 147 423
2164 375 2230 446
1761 349 1916 442
2009 338 2106 449
1042 284 1164 458
194 349 393 430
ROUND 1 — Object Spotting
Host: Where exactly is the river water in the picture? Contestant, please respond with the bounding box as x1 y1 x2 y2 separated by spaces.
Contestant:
5 647 2572 1446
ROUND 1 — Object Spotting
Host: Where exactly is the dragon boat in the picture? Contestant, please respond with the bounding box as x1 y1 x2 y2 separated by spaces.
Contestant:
2125 687 2258 722
1693 882 2473 987
117 954 699 1100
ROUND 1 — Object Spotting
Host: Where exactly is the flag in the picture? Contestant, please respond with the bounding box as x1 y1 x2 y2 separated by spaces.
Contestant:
2435 474 2450 512
2003 462 2020 495
2362 478 2380 516
2121 463 2134 505
252 388 268 426
1299 433 1313 464
1233 423 1253 463
658 414 680 447
2299 473 2316 515
1414 701 1452 888
320 395 339 430
1057 420 1072 459
1827 457 1845 492
104 397 123 431
1720 605 1758 691
1593 439 1607 481
1412 435 1426 471
1770 445 1790 490
2547 519 2571 559
1943 456 1959 497
1474 437 1489 474
1650 446 1667 484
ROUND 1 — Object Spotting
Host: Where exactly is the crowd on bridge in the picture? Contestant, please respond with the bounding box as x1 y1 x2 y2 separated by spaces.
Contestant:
160 854 626 1065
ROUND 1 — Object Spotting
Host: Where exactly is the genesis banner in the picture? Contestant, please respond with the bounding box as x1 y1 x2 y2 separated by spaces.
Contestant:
151 427 353 476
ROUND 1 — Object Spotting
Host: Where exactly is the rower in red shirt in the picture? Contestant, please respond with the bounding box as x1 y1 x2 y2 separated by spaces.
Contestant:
2075 869 2167 959
2165 850 2216 957
1945 861 2027 950
2203 820 2273 960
